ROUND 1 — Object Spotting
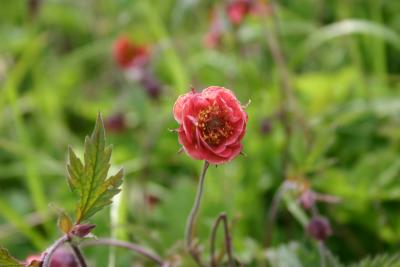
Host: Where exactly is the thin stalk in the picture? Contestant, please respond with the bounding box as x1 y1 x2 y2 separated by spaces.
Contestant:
210 213 235 267
82 238 163 266
109 181 128 267
41 235 69 267
265 182 286 247
263 1 313 175
185 161 210 266
139 1 189 95
68 242 88 267
318 241 327 267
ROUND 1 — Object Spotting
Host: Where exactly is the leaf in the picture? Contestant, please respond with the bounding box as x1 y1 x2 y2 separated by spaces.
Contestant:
57 210 73 234
0 247 23 267
265 242 343 267
348 254 400 267
67 113 124 223
304 19 400 52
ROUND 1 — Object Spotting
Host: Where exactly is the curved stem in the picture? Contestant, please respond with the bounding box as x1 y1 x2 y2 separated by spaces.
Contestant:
185 160 210 266
82 238 163 266
210 213 235 267
41 235 69 267
68 242 88 267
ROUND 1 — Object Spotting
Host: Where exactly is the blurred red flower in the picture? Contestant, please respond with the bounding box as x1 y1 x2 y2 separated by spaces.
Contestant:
113 36 150 69
226 0 271 26
226 0 252 25
173 86 248 164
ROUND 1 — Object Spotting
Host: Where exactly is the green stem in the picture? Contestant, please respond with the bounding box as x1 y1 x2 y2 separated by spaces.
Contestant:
139 1 189 95
185 161 210 266
68 242 88 267
82 238 164 266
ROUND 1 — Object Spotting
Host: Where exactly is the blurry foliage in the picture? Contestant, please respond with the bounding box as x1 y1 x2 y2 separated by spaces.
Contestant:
0 0 400 266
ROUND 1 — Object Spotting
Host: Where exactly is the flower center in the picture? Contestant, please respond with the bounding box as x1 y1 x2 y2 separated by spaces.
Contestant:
198 105 233 146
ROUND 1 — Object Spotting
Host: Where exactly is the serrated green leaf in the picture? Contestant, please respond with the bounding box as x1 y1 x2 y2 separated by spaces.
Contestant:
348 254 400 267
57 210 73 234
67 113 124 223
0 247 23 267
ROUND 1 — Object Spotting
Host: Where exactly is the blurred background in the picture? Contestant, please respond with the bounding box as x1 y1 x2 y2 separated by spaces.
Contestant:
0 0 400 266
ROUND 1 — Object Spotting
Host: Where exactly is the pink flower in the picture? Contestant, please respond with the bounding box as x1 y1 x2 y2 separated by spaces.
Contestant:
226 0 271 26
113 36 150 69
226 0 252 25
173 86 248 164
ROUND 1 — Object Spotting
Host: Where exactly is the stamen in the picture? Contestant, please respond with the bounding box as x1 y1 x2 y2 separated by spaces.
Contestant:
197 105 233 146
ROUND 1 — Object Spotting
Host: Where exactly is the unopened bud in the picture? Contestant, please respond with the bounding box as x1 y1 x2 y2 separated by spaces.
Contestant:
260 117 272 135
50 247 78 267
72 224 96 238
105 113 127 134
140 72 162 100
307 216 332 241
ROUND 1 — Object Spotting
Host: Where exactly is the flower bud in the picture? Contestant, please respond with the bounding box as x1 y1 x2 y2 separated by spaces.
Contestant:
260 117 272 135
25 247 78 267
105 113 127 134
50 247 78 267
140 72 162 100
307 216 332 241
144 193 160 209
72 223 96 238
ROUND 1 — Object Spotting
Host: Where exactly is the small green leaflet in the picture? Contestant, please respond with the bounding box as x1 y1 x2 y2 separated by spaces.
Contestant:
67 113 124 223
0 247 23 267
349 254 400 267
57 210 73 234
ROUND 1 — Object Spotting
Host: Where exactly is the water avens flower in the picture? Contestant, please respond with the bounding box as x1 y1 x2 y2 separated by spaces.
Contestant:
173 86 248 164
113 36 149 69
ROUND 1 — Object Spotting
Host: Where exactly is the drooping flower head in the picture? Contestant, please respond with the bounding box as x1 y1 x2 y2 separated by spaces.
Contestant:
307 216 333 241
25 247 78 267
173 86 248 164
113 36 150 69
